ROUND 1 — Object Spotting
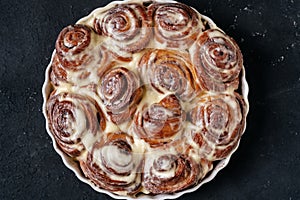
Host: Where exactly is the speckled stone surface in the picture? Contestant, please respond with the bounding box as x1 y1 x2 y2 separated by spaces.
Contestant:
0 0 299 199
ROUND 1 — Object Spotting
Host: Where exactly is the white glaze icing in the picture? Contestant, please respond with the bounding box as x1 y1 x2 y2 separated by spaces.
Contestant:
43 0 249 198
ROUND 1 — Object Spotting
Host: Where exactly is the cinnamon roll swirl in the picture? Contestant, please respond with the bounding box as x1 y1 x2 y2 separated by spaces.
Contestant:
55 24 94 70
94 4 152 53
149 2 201 49
138 49 198 101
49 54 68 86
143 143 212 194
187 93 246 160
80 132 143 195
44 1 249 197
98 67 143 124
46 92 106 157
192 29 243 92
133 94 184 146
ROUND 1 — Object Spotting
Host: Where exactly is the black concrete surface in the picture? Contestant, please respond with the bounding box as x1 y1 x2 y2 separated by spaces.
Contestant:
0 0 299 199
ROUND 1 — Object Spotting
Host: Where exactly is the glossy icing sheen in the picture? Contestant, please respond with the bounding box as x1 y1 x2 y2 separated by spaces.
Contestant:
43 0 249 198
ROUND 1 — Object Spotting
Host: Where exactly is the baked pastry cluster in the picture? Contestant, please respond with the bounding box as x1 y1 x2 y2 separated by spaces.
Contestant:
45 0 247 197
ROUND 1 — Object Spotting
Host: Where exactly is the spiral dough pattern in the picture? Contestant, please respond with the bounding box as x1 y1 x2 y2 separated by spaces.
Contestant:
94 4 152 53
138 49 198 101
133 94 184 146
143 143 212 194
80 132 143 195
98 67 143 124
46 92 106 157
45 0 248 197
192 29 243 92
187 93 246 160
55 24 94 70
149 2 201 48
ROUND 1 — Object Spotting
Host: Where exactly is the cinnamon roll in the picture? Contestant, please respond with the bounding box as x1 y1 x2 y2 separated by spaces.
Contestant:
149 2 201 49
46 92 106 157
138 49 198 101
80 132 143 195
55 24 94 70
133 94 184 146
192 29 243 92
94 4 152 53
44 0 248 198
187 93 246 160
98 67 143 124
50 24 105 87
143 143 212 194
49 54 68 86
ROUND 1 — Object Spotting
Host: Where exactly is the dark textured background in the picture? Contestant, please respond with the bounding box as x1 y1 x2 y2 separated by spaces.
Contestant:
0 0 299 199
